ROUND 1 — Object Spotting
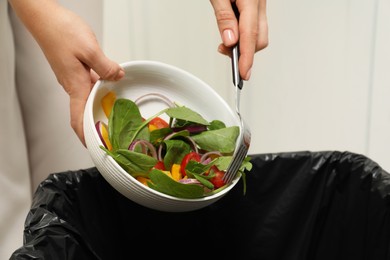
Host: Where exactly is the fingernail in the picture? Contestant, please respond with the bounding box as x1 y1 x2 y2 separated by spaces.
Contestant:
218 45 224 54
245 69 252 80
223 29 236 46
115 69 125 80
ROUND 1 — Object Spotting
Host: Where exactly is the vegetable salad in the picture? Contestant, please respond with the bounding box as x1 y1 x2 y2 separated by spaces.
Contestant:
96 91 252 199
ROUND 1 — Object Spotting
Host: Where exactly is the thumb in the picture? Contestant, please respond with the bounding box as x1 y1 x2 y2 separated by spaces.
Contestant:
83 49 125 81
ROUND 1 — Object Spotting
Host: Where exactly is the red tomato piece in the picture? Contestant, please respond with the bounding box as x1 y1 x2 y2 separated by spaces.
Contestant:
148 117 169 131
180 152 201 176
209 166 226 189
154 161 165 171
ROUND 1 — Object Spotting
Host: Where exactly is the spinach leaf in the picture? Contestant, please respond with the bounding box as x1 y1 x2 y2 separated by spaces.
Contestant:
149 127 173 146
208 120 226 130
167 130 190 139
108 99 148 150
166 106 209 125
162 139 191 170
147 169 204 198
105 148 157 176
191 126 239 153
213 156 232 171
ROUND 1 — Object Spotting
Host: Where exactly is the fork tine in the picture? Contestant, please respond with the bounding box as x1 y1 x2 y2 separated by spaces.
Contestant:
224 164 240 183
224 159 243 183
223 145 248 183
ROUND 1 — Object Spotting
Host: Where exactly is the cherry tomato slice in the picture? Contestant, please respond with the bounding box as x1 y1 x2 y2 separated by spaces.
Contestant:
154 161 165 171
209 165 225 188
148 117 169 131
180 152 201 176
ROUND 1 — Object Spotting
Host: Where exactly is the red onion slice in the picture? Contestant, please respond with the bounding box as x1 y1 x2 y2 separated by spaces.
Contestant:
129 139 158 159
134 93 175 108
178 178 201 185
200 151 223 163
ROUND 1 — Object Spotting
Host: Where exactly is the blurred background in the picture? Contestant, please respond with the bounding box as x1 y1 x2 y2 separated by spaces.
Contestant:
102 0 390 172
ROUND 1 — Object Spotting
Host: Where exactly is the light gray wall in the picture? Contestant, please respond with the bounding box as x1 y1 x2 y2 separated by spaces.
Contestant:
102 0 390 171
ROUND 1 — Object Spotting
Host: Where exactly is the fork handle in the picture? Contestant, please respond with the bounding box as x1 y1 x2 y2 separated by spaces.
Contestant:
231 2 243 89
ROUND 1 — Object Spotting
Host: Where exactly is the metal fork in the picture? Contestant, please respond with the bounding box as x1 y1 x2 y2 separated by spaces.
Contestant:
222 42 251 184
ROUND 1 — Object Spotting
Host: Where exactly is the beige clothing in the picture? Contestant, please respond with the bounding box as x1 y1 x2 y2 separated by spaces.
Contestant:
1 1 102 258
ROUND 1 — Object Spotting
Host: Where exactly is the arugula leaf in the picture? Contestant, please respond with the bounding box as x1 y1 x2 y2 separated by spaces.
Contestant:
240 156 253 172
192 174 214 189
185 160 215 177
184 160 217 190
148 169 204 198
191 126 239 153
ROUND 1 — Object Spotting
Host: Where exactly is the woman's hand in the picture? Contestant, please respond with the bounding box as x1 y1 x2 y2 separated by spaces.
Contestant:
210 0 269 80
9 0 125 146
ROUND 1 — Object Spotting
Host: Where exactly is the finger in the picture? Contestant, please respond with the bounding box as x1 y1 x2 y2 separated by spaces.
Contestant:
210 0 239 47
90 69 100 85
81 47 125 81
256 0 269 52
217 43 232 57
63 64 94 146
236 0 260 80
70 94 87 146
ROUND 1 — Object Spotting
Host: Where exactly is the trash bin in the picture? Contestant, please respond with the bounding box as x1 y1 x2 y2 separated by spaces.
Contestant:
10 151 390 260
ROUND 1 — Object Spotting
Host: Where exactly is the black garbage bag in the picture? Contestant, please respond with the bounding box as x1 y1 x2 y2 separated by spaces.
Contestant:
11 151 390 260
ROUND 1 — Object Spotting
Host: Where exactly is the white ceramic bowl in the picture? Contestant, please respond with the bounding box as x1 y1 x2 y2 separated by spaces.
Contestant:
84 60 241 212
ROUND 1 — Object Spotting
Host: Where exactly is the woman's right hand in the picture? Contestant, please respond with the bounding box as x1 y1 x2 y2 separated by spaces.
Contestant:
210 0 269 80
